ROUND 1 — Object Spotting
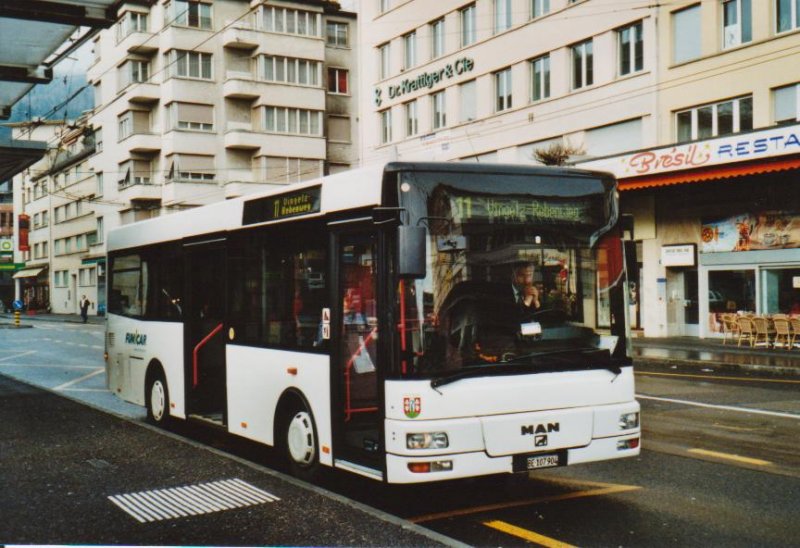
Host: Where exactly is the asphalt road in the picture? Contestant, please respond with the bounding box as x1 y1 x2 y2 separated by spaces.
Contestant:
1 320 799 546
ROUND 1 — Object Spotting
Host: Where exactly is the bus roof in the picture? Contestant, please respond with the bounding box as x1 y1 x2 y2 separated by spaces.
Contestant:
106 162 616 253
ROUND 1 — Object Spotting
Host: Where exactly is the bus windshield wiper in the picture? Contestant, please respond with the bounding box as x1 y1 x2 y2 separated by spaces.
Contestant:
430 348 620 390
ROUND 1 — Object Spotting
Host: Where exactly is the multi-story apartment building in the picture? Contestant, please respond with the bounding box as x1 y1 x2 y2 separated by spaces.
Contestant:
11 0 358 316
359 0 800 338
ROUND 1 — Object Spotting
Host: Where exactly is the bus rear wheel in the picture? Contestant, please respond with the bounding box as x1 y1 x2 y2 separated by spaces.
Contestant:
280 405 319 480
146 371 170 425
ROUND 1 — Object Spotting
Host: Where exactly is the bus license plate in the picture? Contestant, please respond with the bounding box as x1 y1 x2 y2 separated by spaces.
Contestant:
527 454 561 470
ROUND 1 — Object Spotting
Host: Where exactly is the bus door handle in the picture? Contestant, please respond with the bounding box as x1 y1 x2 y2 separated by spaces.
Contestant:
193 323 223 388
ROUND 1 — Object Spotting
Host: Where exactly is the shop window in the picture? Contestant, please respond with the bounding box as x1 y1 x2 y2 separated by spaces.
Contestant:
708 270 755 314
762 268 800 314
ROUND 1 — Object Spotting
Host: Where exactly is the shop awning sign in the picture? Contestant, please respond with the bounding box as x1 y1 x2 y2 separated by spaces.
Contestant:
578 123 800 179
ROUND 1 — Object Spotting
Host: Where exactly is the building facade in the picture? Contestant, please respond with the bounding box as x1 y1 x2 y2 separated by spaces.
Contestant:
359 0 800 338
11 0 358 316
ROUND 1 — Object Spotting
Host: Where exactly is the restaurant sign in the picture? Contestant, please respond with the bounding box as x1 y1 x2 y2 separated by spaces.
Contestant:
700 211 800 253
578 123 800 179
374 58 474 107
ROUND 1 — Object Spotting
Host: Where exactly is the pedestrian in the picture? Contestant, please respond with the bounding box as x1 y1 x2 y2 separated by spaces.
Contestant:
79 295 91 323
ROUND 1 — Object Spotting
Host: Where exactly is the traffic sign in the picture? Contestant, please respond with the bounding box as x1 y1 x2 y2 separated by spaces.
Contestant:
12 300 23 310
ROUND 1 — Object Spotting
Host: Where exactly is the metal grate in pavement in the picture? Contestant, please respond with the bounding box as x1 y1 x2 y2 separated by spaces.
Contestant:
108 478 280 523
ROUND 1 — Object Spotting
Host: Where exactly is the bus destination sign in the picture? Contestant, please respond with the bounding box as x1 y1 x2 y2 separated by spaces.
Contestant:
449 194 603 226
243 186 322 225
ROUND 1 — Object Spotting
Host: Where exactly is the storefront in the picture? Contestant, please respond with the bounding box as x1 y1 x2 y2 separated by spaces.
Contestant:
578 123 800 339
12 265 49 312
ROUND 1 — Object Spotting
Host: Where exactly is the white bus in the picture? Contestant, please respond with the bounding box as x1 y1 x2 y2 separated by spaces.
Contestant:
105 162 640 484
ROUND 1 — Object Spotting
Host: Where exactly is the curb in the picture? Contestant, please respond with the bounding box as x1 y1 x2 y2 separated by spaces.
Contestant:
633 355 800 378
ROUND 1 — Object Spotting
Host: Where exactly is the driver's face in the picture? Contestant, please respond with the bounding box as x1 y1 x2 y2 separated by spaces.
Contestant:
513 266 534 287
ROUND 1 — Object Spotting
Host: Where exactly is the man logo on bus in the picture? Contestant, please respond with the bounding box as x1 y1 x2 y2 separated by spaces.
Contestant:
403 396 421 418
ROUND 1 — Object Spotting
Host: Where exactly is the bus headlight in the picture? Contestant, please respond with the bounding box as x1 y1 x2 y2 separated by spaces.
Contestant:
406 432 449 450
619 412 639 430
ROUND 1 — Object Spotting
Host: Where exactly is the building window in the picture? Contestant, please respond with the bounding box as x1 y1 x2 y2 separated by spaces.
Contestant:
95 128 103 152
170 0 212 30
405 100 418 137
379 42 390 79
777 0 800 32
618 21 643 76
260 55 320 86
259 157 321 184
326 21 348 46
774 83 800 125
495 68 512 111
676 95 753 142
97 217 104 244
494 0 512 33
117 11 148 41
460 80 477 122
532 0 550 18
118 112 133 141
168 50 212 80
96 172 104 196
403 31 416 70
461 4 477 47
432 91 446 129
262 107 322 136
673 5 701 63
118 59 150 90
572 39 593 89
431 18 445 59
723 0 752 47
379 0 391 13
167 102 214 131
531 54 550 101
118 159 153 188
327 68 348 94
166 154 215 182
380 109 392 144
328 115 351 142
261 6 319 36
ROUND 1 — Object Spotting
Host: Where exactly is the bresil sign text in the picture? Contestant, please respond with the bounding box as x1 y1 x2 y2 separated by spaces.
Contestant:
374 58 474 106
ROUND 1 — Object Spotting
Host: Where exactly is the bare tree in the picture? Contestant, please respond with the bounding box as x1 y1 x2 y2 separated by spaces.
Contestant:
533 142 585 166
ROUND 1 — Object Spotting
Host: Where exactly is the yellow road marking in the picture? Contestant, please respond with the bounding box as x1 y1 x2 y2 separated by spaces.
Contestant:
688 448 772 466
635 371 800 384
484 520 576 548
408 480 641 523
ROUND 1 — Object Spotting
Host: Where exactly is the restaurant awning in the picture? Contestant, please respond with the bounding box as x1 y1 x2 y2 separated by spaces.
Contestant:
619 156 800 191
12 267 45 279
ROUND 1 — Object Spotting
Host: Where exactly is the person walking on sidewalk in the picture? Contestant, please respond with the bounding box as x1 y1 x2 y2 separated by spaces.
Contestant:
79 295 91 323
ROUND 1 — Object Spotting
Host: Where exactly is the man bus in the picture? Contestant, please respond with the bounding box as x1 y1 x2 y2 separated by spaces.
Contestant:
105 161 640 484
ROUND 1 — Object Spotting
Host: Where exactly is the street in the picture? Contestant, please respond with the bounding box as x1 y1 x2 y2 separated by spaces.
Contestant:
1 320 799 546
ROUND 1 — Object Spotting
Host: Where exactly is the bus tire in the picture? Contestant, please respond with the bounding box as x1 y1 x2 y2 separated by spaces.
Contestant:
145 368 170 425
279 401 319 480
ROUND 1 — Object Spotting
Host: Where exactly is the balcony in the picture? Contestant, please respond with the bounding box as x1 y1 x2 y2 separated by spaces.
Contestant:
223 73 260 100
117 178 162 203
118 31 159 54
222 19 260 50
162 179 223 206
124 82 160 104
224 180 281 200
122 132 161 154
224 127 263 151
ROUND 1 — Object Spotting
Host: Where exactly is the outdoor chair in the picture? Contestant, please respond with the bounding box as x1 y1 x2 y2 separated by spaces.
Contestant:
751 316 771 348
720 313 739 345
772 318 791 350
737 317 755 347
790 318 800 349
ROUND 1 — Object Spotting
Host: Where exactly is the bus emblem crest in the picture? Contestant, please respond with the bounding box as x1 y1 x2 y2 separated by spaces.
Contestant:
403 397 421 418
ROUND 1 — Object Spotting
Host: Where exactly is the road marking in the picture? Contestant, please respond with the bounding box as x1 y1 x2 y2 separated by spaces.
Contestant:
636 371 800 384
0 363 99 370
0 351 36 363
637 395 800 420
409 479 640 523
108 478 280 523
484 520 576 548
688 448 772 466
53 368 105 391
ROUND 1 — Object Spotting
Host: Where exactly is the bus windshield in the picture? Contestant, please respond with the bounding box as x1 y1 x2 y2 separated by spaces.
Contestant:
395 168 628 381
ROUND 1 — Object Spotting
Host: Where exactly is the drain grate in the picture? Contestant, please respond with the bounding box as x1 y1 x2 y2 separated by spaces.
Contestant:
108 478 280 523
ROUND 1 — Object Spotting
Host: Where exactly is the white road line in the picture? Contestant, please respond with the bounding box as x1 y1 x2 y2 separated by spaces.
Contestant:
637 394 800 420
0 351 36 363
53 368 105 391
0 363 98 370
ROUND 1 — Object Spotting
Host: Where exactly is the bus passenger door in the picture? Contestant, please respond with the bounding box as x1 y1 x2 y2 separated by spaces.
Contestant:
184 239 227 425
333 230 382 470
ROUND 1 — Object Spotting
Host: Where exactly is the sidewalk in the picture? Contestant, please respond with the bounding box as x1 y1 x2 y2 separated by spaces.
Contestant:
0 311 105 326
632 335 800 377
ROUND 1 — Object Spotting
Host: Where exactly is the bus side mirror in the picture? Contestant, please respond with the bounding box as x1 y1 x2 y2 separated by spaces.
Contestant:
624 240 638 282
397 225 426 279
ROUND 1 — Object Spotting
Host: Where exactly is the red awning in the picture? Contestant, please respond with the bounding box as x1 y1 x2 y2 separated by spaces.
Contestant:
619 156 800 191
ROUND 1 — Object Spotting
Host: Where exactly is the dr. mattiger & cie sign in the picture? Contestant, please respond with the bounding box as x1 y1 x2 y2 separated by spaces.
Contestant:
374 57 475 106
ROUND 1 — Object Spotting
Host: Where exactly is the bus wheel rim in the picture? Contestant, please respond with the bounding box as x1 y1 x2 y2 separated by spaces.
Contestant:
287 411 315 465
150 380 166 421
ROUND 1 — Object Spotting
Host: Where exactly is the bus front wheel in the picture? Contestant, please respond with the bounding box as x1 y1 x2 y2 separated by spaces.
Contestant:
279 404 319 480
146 370 170 425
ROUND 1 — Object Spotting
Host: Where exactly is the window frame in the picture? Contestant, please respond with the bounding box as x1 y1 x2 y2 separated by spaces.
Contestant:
494 0 512 34
531 54 550 102
432 90 447 129
531 0 550 18
461 4 477 47
617 21 644 77
403 31 417 70
327 67 349 94
405 99 418 137
675 95 753 142
326 21 348 47
495 67 513 112
571 39 594 90
431 18 445 59
776 0 800 33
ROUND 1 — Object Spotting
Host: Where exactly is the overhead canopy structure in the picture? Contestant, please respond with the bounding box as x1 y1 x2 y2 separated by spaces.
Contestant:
0 0 117 180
